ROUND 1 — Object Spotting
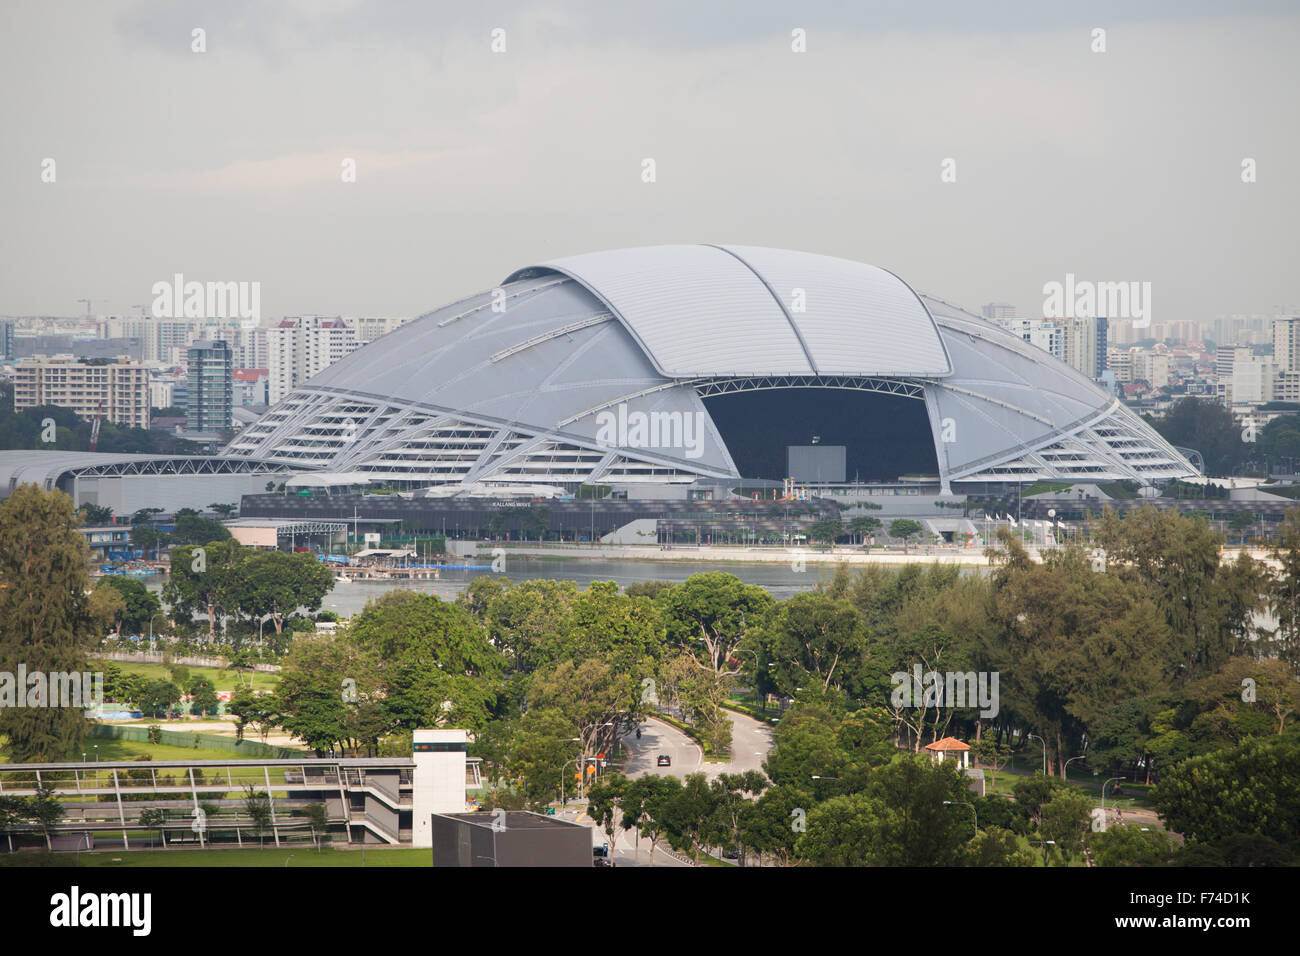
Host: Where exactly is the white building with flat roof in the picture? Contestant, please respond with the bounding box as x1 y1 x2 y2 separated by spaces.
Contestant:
412 728 469 848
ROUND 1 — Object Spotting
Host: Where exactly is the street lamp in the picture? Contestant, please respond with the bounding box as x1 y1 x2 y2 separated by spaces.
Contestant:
1027 734 1047 776
1063 755 1087 779
1031 839 1056 867
943 800 978 837
559 737 581 805
1102 776 1124 825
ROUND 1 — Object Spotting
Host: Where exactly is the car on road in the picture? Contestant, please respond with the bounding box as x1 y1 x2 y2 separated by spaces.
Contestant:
656 754 671 767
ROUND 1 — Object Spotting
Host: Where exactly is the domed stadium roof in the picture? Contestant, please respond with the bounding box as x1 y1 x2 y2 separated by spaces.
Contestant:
223 245 1197 490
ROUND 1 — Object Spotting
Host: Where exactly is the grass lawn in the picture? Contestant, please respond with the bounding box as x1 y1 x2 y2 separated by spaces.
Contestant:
0 847 430 867
1 736 308 765
95 660 278 694
990 747 1154 810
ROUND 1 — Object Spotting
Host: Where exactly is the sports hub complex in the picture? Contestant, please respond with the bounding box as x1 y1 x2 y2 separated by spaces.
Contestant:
0 245 1199 543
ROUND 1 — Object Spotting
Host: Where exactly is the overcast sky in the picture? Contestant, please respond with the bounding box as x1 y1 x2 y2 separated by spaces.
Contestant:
2 0 1297 324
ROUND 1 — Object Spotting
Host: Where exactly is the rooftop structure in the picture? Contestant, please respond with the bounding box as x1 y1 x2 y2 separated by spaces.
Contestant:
215 245 1198 492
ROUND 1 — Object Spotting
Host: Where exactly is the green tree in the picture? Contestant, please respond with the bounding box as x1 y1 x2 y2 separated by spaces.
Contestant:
170 512 232 547
764 592 866 697
274 635 384 755
1270 507 1300 675
1150 397 1243 477
294 802 329 849
163 539 243 641
586 772 630 856
95 577 162 635
1011 773 1067 830
242 785 273 847
507 709 581 807
656 572 773 679
960 827 1036 866
188 675 220 716
659 772 715 864
739 784 806 866
25 783 67 851
1090 825 1176 867
78 503 114 525
0 485 111 761
805 518 844 546
707 771 767 863
848 515 882 544
129 523 166 558
139 679 181 718
138 807 167 847
228 687 278 744
1152 736 1300 846
228 550 335 638
794 755 971 866
620 774 681 867
1039 788 1093 863
888 518 924 553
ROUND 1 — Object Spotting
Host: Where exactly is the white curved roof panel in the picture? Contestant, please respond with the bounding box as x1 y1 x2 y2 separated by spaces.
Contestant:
718 245 951 376
510 245 815 377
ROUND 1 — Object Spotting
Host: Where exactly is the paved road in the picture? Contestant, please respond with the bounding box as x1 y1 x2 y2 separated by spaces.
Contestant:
621 710 774 781
554 802 689 867
622 716 703 778
705 709 775 780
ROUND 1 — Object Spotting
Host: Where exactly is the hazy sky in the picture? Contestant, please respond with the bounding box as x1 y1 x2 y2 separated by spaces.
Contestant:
2 0 1297 324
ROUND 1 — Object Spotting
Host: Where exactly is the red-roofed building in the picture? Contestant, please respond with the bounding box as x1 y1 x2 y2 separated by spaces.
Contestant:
923 736 971 768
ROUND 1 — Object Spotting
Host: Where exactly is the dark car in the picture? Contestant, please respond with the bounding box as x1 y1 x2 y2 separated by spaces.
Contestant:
656 754 671 767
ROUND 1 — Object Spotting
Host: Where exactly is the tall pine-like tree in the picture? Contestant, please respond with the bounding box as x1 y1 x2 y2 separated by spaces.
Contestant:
0 485 109 761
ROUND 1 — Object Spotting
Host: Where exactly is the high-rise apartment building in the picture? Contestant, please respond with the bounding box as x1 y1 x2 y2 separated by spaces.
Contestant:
343 315 413 345
981 302 1017 323
999 318 1063 360
267 316 358 404
1059 317 1103 379
186 340 233 432
13 354 150 428
1272 317 1300 373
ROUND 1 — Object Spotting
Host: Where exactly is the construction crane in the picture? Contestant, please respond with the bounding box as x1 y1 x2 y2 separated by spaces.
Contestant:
89 399 104 452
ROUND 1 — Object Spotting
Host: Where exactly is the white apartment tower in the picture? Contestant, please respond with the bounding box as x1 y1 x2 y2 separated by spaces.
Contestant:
268 316 359 404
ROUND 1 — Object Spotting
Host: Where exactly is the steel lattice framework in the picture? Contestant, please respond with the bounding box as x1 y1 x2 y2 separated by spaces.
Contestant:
222 246 1199 491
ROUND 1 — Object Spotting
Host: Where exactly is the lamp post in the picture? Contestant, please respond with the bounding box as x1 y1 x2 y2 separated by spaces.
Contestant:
1063 755 1087 780
559 737 581 806
1031 839 1055 867
1102 776 1124 825
1027 734 1048 776
943 800 978 837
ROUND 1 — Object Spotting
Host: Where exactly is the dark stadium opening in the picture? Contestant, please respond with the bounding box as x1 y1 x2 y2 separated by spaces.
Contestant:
700 387 939 482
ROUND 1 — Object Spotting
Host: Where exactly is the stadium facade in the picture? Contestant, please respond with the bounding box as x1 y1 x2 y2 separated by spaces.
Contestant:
222 245 1197 494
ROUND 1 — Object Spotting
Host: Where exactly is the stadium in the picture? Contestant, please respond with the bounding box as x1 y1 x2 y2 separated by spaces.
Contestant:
225 245 1197 497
